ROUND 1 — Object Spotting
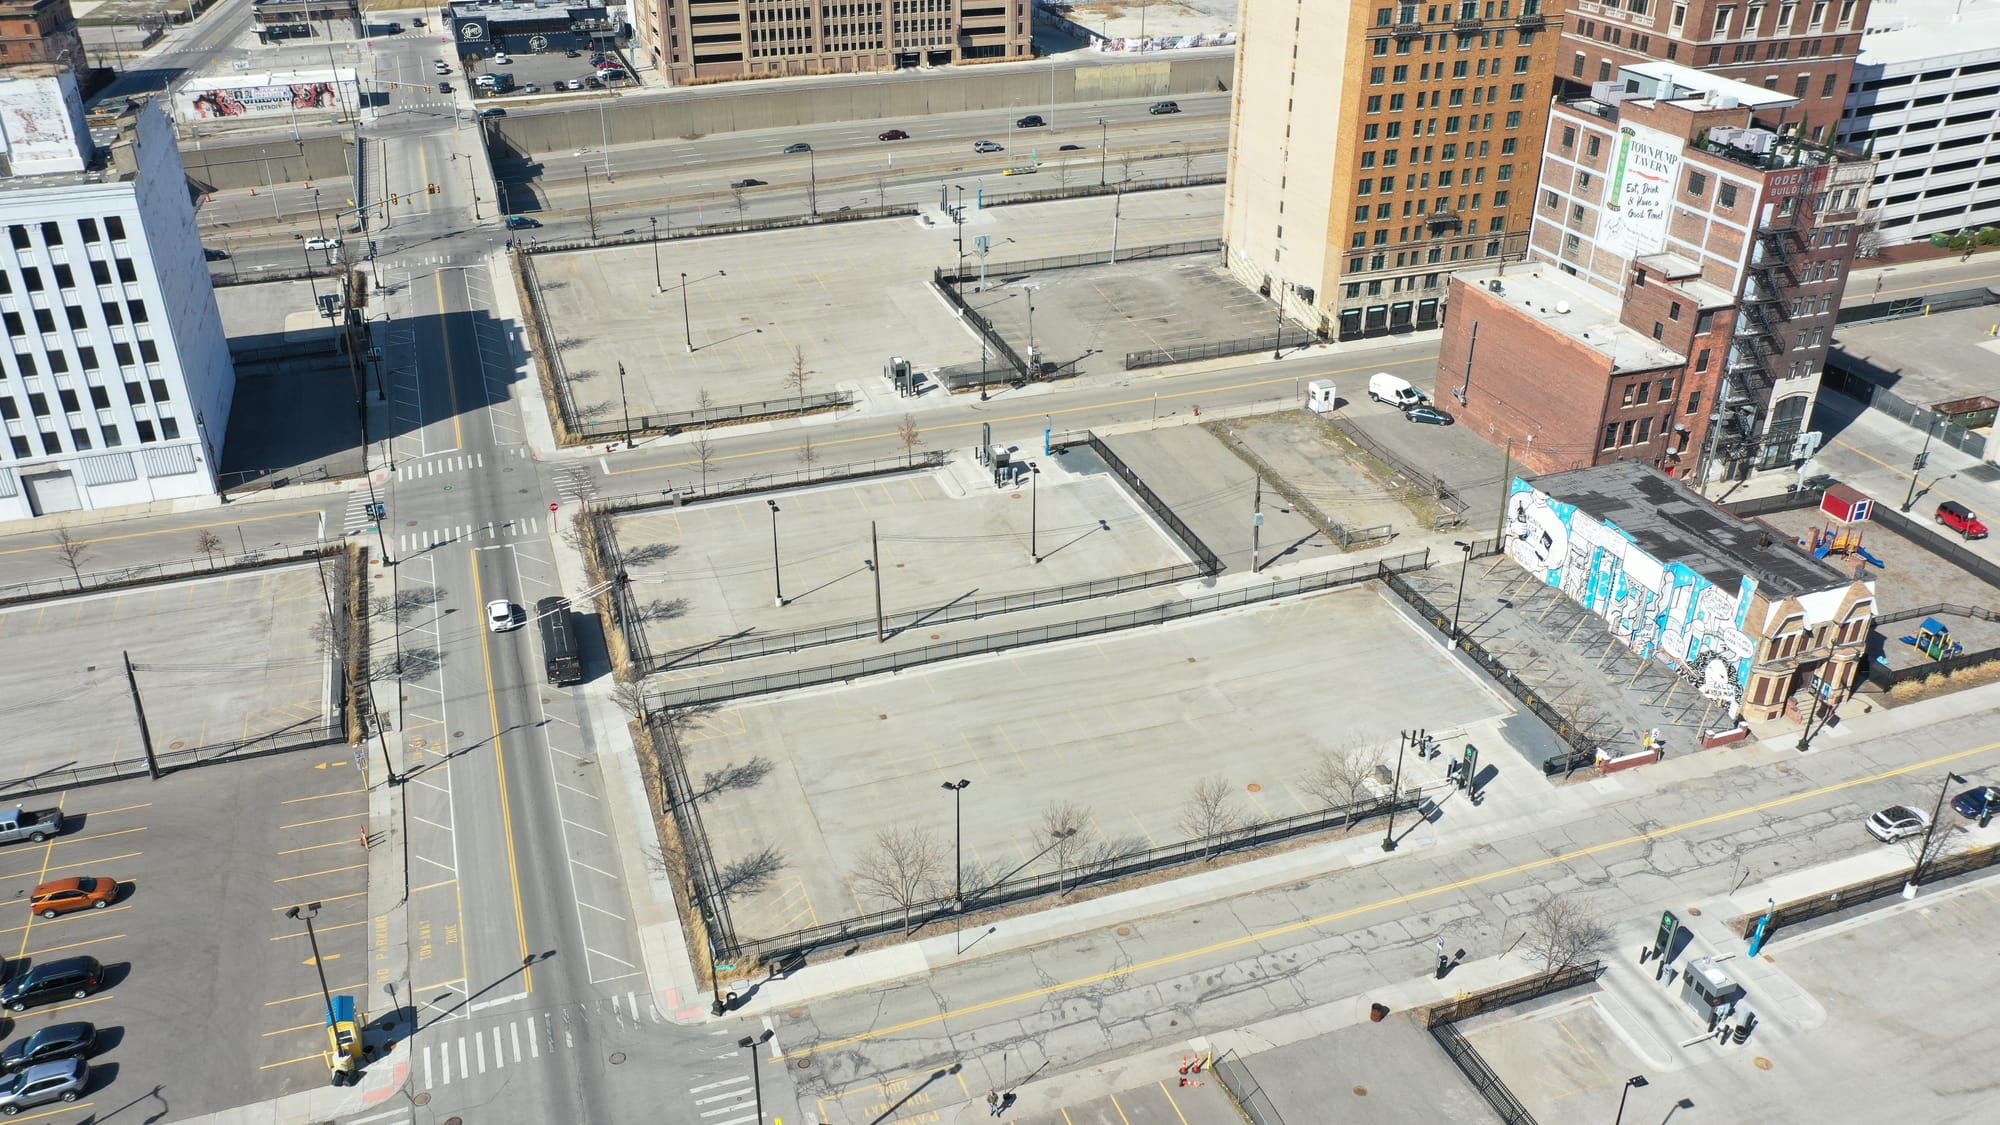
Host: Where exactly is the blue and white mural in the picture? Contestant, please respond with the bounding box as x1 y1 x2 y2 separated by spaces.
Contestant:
1505 478 1754 711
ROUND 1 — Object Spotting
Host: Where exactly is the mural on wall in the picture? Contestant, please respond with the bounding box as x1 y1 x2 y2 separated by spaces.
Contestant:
1505 479 1752 712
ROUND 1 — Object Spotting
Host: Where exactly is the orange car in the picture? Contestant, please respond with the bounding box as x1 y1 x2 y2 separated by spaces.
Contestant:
28 877 117 919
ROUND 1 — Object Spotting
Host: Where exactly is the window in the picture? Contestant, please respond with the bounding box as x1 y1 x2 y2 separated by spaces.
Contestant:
1822 73 1837 98
105 217 125 240
78 219 99 242
1794 74 1809 97
1501 137 1517 155
2 311 20 337
1543 189 1558 208
139 340 160 365
128 299 148 324
1652 321 1665 340
1660 376 1677 399
65 306 86 329
1637 417 1653 443
160 416 180 441
1603 423 1620 450
1562 125 1576 148
113 341 134 367
33 308 54 333
1578 171 1593 191
1686 171 1707 197
22 268 41 292
1365 124 1380 141
1394 64 1409 81
13 354 34 377
1695 347 1711 371
1494 190 1510 206
52 263 73 289
1718 183 1737 208
1357 205 1372 221
58 388 79 413
1390 93 1406 110
1372 67 1387 84
1669 301 1682 321
135 419 156 442
77 346 96 368
124 381 144 405
116 259 136 283
6 226 26 250
88 385 109 410
90 260 110 285
1620 420 1636 445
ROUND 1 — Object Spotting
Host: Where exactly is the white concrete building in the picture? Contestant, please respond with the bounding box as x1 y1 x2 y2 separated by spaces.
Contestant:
0 78 234 519
1839 0 2000 244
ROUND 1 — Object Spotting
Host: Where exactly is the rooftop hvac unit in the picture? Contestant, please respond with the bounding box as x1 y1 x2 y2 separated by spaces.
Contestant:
1555 300 1572 314
1708 125 1744 147
1487 279 1504 293
1714 95 1740 109
1733 128 1778 154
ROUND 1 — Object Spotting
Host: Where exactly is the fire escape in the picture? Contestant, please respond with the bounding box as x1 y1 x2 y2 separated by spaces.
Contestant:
1721 208 1800 476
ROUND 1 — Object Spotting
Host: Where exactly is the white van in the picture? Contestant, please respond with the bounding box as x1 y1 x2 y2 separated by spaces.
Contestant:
1368 372 1428 409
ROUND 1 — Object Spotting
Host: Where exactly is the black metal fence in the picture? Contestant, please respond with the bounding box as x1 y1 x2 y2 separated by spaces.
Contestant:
1125 327 1317 370
650 562 1208 673
1821 361 1986 459
575 391 855 444
1328 417 1471 523
1743 843 2000 939
1211 1051 1285 1125
647 553 1428 712
595 451 948 515
1204 426 1394 551
1073 432 1225 573
653 711 739 959
1423 961 1605 1125
697 781 1424 964
934 268 1031 379
0 541 340 607
4 716 343 799
1835 284 2000 326
522 203 917 256
946 238 1223 282
982 173 1227 209
1377 563 1607 776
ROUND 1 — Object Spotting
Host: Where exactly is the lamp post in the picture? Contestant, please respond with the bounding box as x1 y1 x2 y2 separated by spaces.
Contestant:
767 500 784 607
1906 770 1968 896
649 216 661 292
1381 731 1409 852
867 521 885 642
582 163 598 243
941 778 971 907
1097 117 1107 186
284 902 336 1025
1028 461 1040 562
737 1029 773 1121
1794 673 1825 752
616 362 632 447
954 184 966 279
807 146 818 216
1449 539 1474 640
1272 278 1288 359
681 271 694 352
1612 1075 1648 1125
1900 416 1937 512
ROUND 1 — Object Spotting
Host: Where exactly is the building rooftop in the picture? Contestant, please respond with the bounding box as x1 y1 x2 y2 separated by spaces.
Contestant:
1459 263 1686 375
447 1 611 24
1856 0 2000 68
1620 59 1799 113
1529 460 1853 598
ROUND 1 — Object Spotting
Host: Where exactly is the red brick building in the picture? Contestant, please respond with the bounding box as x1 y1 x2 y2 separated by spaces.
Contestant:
1438 59 1873 481
0 0 86 87
1558 0 1873 144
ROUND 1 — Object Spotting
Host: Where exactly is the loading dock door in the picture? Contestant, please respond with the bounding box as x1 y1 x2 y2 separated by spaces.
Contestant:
24 470 81 515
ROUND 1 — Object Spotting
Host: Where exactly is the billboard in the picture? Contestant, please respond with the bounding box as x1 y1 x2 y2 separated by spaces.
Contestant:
1600 123 1683 259
185 81 340 119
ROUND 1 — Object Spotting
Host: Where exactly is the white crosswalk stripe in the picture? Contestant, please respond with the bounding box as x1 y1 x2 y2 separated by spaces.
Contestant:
341 492 375 536
396 516 545 553
416 994 674 1092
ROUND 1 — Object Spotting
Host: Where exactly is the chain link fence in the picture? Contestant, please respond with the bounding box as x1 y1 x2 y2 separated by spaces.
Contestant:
0 541 340 607
576 391 855 445
1125 326 1318 370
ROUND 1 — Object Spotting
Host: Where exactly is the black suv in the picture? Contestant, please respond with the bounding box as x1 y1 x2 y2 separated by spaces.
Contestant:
2 958 104 1013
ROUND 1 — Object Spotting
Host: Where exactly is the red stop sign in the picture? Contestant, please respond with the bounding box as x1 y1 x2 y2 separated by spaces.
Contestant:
550 502 559 512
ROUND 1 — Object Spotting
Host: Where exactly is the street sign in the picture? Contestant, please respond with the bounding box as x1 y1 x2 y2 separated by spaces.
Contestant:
550 502 559 512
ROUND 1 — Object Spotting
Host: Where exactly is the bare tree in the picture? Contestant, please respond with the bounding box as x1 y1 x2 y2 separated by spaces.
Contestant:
796 435 819 472
52 528 90 584
785 346 813 397
851 825 946 934
1119 151 1139 184
1301 743 1379 826
690 425 716 493
611 680 649 724
1054 159 1075 189
195 528 225 565
730 184 748 220
897 413 924 465
307 611 348 662
1041 800 1092 895
1180 144 1197 183
1522 895 1612 974
1177 776 1243 855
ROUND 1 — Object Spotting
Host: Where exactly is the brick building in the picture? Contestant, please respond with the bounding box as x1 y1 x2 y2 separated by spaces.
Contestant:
1437 59 1874 482
636 0 1032 85
1506 460 1875 723
1222 0 1569 343
1558 0 1874 144
0 0 86 88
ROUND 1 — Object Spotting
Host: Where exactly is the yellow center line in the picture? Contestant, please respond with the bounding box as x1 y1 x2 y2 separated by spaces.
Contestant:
471 564 536 992
777 738 1996 1062
1869 267 2000 298
609 355 1434 476
0 510 318 557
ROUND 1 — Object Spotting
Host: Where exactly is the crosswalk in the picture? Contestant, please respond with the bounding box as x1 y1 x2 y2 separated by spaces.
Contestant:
396 453 486 480
688 1073 759 1125
394 517 548 552
552 462 597 506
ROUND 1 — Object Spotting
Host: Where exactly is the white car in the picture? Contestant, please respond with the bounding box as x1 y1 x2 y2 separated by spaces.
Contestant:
519 82 541 94
1867 804 1930 843
305 236 341 251
433 60 451 73
493 53 512 65
486 599 519 632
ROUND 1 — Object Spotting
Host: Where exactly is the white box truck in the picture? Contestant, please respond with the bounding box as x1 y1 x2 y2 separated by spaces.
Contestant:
1368 372 1428 409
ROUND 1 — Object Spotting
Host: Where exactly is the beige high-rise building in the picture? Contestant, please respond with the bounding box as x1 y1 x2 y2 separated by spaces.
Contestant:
637 0 1033 85
1223 0 1568 341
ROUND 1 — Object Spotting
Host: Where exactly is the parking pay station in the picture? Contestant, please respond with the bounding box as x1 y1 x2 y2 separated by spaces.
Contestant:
1678 956 1744 1022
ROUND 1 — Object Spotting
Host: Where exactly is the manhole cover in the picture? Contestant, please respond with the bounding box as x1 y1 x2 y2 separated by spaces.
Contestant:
412 1094 432 1107
1353 1086 1369 1096
879 714 889 720
1117 926 1131 936
1246 783 1262 792
1687 907 1702 916
794 1057 813 1069
1753 1056 1773 1070
610 1051 627 1065
168 740 186 750
453 730 465 738
405 521 419 527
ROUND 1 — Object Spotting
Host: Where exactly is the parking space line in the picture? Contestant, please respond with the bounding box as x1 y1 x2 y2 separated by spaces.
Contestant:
281 788 369 806
265 982 365 1008
278 838 364 857
70 801 150 818
23 932 126 958
257 1050 326 1072
411 877 460 894
576 899 626 921
19 992 114 1019
271 890 366 912
35 849 144 873
280 812 363 831
275 862 368 883
262 1020 322 1037
52 826 148 847
1154 1080 1196 1125
270 919 367 941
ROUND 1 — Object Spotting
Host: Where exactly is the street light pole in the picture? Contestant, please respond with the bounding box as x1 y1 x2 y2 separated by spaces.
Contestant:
649 216 661 292
737 1029 773 1121
1381 731 1409 852
1612 1075 1648 1125
1029 462 1040 562
681 271 694 353
1450 539 1474 640
1097 117 1107 186
1906 770 1968 895
870 520 885 642
941 779 971 907
1794 674 1824 752
617 362 632 447
808 147 818 216
582 163 598 243
768 500 784 607
1900 416 1937 511
285 903 337 1025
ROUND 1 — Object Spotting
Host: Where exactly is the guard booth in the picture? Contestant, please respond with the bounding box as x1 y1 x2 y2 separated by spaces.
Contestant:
325 994 364 1085
1306 379 1337 414
1678 957 1743 1023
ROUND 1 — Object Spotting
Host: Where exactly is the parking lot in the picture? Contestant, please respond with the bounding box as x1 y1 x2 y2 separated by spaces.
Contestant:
0 747 372 1119
0 564 333 779
681 583 1511 945
463 45 635 103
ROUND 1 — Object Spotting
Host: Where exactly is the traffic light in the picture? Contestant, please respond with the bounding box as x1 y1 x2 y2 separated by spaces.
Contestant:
428 183 441 195
391 193 399 205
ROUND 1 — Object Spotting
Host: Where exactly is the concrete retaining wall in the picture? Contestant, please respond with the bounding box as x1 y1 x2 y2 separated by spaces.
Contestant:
177 134 356 192
488 55 1230 157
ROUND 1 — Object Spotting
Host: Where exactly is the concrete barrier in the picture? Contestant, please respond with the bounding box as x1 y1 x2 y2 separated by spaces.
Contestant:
178 134 356 192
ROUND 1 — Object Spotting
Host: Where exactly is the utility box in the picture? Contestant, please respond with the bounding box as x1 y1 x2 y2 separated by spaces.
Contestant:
1679 956 1743 1022
1306 379 1338 414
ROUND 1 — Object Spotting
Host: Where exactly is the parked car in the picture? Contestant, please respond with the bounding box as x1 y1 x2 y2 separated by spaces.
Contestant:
480 107 506 117
486 600 520 633
1936 500 1988 540
784 142 812 154
731 178 767 188
1950 786 2000 819
0 1024 94 1075
973 140 1004 153
505 216 541 230
558 78 584 90
878 128 909 141
1866 805 1930 843
2 957 105 1012
584 75 603 88
1404 405 1455 426
304 236 341 251
28 877 116 919
1369 371 1429 409
597 69 629 82
1015 114 1045 128
202 247 230 261
519 83 542 94
0 809 62 847
0 1058 86 1114
1149 100 1182 114
493 53 512 64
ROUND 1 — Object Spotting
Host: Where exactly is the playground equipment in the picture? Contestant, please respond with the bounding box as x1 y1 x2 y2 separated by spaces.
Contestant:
1806 526 1885 566
1900 617 1965 662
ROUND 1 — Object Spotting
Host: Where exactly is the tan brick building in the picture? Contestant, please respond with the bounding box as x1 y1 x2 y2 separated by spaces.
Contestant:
637 0 1033 85
1437 59 1874 481
1222 0 1569 342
